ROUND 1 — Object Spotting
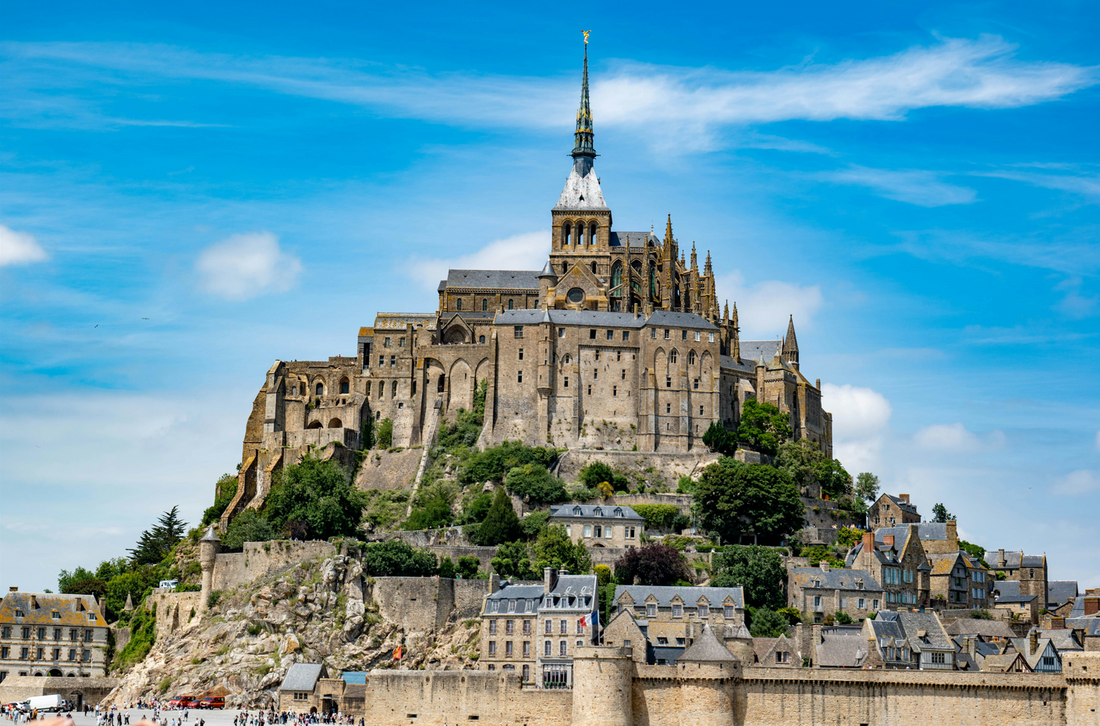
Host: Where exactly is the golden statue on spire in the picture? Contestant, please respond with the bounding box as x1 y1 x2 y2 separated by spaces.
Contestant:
582 30 591 44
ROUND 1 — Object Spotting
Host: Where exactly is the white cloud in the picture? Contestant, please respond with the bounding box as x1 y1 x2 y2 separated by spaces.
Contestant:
821 383 892 473
406 231 548 292
0 224 48 266
5 36 1095 148
914 422 1005 453
979 169 1100 203
717 271 823 338
195 231 302 301
1054 469 1100 496
818 166 977 206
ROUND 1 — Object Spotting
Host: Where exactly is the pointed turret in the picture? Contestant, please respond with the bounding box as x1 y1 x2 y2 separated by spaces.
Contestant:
572 35 596 172
782 314 799 369
663 214 674 258
690 243 698 271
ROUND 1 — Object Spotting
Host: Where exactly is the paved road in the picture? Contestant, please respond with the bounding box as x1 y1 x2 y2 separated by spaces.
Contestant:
62 710 248 726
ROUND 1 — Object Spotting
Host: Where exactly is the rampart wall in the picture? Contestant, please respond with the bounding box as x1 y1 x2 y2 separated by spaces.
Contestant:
368 577 488 631
212 541 338 592
552 450 719 482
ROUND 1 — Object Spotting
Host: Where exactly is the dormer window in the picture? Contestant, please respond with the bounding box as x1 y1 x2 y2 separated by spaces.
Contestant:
614 507 623 517
573 506 582 516
14 610 24 618
51 611 60 620
593 507 602 517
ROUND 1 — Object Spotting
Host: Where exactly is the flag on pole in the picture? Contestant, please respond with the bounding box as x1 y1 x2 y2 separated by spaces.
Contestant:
579 611 599 637
393 645 403 661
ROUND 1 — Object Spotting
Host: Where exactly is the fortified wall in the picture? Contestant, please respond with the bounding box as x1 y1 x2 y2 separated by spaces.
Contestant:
339 650 1100 726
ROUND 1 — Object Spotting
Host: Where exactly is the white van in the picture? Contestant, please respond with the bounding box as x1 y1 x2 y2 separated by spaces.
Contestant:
27 695 63 712
159 580 179 589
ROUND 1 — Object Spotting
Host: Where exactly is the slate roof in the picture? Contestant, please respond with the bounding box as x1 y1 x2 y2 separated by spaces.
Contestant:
927 553 964 576
789 567 883 592
995 595 1037 605
752 638 778 662
877 522 949 543
646 310 718 331
616 585 744 610
719 354 756 374
1038 629 1083 651
1066 618 1100 636
981 653 1030 673
444 269 541 291
739 340 781 364
1009 637 1058 671
651 645 685 664
993 581 1021 598
868 617 906 643
889 611 955 652
817 627 868 668
679 625 738 662
550 504 644 521
609 231 659 248
943 619 1016 639
279 663 327 692
0 592 107 628
884 494 919 515
1048 581 1079 606
495 309 648 328
554 166 609 211
484 575 599 615
990 551 1045 569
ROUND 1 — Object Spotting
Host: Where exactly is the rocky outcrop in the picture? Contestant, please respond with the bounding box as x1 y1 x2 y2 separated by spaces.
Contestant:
106 554 481 708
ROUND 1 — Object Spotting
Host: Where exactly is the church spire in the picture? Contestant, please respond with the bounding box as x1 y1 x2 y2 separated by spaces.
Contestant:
782 314 799 369
572 32 596 173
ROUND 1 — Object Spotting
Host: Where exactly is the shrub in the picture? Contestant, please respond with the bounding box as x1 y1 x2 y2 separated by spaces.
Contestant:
579 462 615 488
777 607 802 625
834 611 853 625
799 545 846 570
836 526 865 549
201 473 239 526
361 541 438 577
456 556 480 579
112 605 156 672
505 464 568 504
375 418 394 448
748 607 789 637
221 509 278 551
459 441 559 485
438 557 457 579
520 511 550 540
676 476 696 494
614 544 690 586
568 485 600 502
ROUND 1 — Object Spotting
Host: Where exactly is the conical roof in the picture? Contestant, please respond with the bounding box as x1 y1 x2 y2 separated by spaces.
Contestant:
679 624 738 663
200 525 221 542
538 257 558 279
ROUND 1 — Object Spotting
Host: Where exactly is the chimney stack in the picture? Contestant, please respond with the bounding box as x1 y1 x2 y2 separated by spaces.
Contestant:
8 586 16 593
899 494 910 503
883 535 895 547
1084 597 1099 617
1050 616 1065 630
862 532 874 554
1029 630 1039 655
820 561 830 573
489 573 501 595
543 567 558 594
946 521 958 547
997 549 1006 567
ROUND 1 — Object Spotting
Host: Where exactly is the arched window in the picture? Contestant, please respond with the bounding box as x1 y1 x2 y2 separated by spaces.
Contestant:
611 262 622 290
589 222 598 245
328 418 342 428
365 381 372 397
649 266 657 298
315 382 324 397
482 298 488 311
508 299 514 310
591 262 597 274
670 351 678 364
391 380 398 397
479 335 486 344
456 298 463 311
340 377 350 394
563 222 572 246
688 351 696 365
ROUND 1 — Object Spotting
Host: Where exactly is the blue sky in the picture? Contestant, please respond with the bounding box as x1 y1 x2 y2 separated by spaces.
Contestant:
2 1 1098 592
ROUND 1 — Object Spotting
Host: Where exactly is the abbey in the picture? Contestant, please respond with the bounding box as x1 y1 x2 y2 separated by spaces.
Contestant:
233 44 831 508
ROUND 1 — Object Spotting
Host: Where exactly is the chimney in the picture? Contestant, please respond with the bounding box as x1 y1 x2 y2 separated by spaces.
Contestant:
899 494 910 504
543 567 558 594
812 623 823 645
1084 597 1099 617
967 636 978 658
883 535 895 548
862 532 874 554
820 561 830 573
1029 630 1039 656
1050 617 1065 630
489 573 501 595
8 586 16 592
946 520 958 546
29 595 38 609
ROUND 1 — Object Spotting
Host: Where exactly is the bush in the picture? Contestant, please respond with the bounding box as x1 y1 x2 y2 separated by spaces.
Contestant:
777 607 802 625
799 545 845 570
221 509 278 551
112 605 156 672
520 511 550 540
702 422 737 456
459 491 494 525
676 476 696 495
579 462 615 488
748 607 788 638
375 418 394 448
694 458 804 545
834 611 853 625
614 543 690 586
459 441 559 485
361 541 438 577
491 540 537 581
264 455 368 540
712 545 786 610
505 464 568 504
568 485 600 502
456 556 480 579
438 557 457 579
632 505 683 533
836 526 865 549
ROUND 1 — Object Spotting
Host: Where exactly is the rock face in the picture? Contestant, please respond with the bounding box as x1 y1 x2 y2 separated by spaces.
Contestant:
106 555 481 708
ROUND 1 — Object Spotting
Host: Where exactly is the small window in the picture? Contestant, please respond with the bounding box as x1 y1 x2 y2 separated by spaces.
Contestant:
479 335 486 344
457 299 463 311
723 605 734 618
672 604 683 618
664 329 670 339
612 386 617 397
590 329 597 340
694 331 700 342
606 330 614 340
666 403 671 414
622 369 626 380
623 331 629 341
681 330 687 341
390 355 396 367
384 336 391 347
651 329 657 338
340 379 350 394
708 333 714 343
587 385 592 395
699 405 704 415
518 371 523 383
558 328 565 338
508 299 514 310
647 604 657 617
514 326 524 339
483 299 488 311
666 377 672 388
564 377 569 388
518 348 524 361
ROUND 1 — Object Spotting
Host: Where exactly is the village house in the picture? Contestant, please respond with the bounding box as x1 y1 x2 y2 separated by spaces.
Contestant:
1008 632 1062 673
927 551 991 609
612 584 747 662
987 549 1048 605
846 527 928 609
0 589 109 681
788 563 883 623
868 493 920 528
548 504 644 548
875 610 957 670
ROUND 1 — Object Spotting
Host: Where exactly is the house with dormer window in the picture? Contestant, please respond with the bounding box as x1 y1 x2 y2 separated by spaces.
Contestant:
612 584 745 662
549 503 644 547
788 562 884 623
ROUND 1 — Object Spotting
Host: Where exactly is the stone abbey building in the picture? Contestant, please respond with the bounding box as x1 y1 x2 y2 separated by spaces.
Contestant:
231 44 832 517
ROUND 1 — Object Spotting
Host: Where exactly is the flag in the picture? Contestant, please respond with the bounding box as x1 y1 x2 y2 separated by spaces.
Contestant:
579 611 599 632
393 645 402 660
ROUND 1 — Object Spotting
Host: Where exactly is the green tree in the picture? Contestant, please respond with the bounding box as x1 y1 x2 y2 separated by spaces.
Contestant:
58 567 106 600
834 611 853 625
631 504 682 532
776 607 802 625
749 607 789 637
959 540 987 565
775 440 852 498
221 509 278 551
711 545 786 610
361 541 438 576
932 503 954 523
702 422 737 456
836 526 865 549
471 489 522 546
737 400 792 456
404 492 453 530
532 525 592 574
854 472 880 504
376 418 394 448
694 459 804 545
459 441 559 486
456 556 481 579
458 491 494 525
202 474 239 527
438 557 457 578
263 456 368 540
504 464 568 504
128 506 187 565
799 545 845 570
579 462 619 490
491 540 538 580
520 511 550 540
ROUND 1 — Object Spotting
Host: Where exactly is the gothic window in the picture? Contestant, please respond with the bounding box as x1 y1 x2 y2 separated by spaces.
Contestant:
508 299 514 310
315 382 324 397
479 335 485 344
611 262 623 291
563 222 572 246
457 298 463 311
391 381 398 397
632 260 642 274
589 222 598 245
649 267 656 298
670 351 678 364
591 262 597 274
340 377 350 394
688 351 696 365
483 298 488 311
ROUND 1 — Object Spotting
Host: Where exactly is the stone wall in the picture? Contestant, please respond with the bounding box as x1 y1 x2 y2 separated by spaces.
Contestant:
0 676 118 708
146 591 203 640
553 449 719 483
369 577 489 632
361 670 572 726
356 448 423 492
212 541 338 592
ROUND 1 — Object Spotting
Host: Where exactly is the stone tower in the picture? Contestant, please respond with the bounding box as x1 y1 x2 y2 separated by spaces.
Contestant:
199 525 220 610
676 624 742 726
569 646 633 726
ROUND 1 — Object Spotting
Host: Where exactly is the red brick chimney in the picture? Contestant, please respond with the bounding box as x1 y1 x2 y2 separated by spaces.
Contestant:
883 535 895 547
899 494 910 503
1085 597 1099 617
862 532 874 553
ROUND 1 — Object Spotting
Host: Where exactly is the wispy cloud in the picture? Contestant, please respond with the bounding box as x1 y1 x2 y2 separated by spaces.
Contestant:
195 231 302 301
818 166 977 206
914 422 1006 453
2 35 1095 146
716 271 824 338
885 228 1100 276
978 169 1100 203
1054 277 1099 319
405 231 548 293
1054 469 1100 496
0 224 49 266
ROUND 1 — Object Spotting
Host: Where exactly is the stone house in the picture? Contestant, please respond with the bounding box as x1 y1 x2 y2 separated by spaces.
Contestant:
847 528 929 609
869 493 919 528
980 651 1033 673
549 504 643 548
787 563 883 623
927 551 991 609
610 585 747 663
862 616 912 669
599 609 650 664
751 634 796 667
898 521 960 555
988 550 1048 606
478 569 598 688
1046 580 1079 612
876 610 957 670
1008 633 1062 673
992 594 1039 625
0 589 109 680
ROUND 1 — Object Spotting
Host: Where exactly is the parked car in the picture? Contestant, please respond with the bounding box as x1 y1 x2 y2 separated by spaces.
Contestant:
167 696 193 709
198 697 225 710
